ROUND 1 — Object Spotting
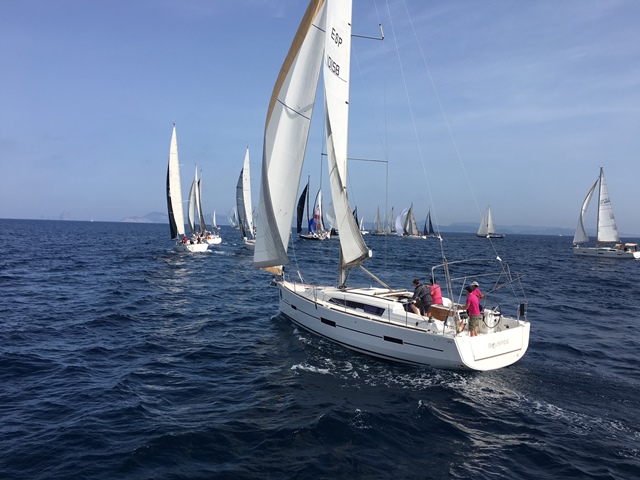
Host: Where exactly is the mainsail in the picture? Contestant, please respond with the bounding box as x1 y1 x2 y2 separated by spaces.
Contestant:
166 124 185 240
596 168 620 244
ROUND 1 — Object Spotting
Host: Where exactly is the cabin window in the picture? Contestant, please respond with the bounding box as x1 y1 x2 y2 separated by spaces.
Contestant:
328 297 385 316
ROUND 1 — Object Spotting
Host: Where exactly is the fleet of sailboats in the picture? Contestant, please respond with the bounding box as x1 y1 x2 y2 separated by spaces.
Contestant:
573 167 639 259
252 0 530 371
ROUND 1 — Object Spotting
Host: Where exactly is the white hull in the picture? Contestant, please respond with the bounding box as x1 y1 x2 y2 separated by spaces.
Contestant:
243 238 256 250
205 235 222 245
299 232 330 241
477 234 505 239
278 280 529 371
573 246 640 259
177 241 208 253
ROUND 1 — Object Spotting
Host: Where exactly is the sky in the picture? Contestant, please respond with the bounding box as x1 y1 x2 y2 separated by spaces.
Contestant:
2 0 640 235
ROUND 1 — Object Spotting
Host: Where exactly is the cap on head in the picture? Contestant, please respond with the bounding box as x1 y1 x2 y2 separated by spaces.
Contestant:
465 285 473 293
471 281 479 287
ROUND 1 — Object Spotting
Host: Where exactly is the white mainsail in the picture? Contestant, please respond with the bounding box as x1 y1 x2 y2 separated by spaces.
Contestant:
254 0 327 271
241 148 254 239
596 168 620 244
166 124 185 239
324 0 369 283
236 150 255 241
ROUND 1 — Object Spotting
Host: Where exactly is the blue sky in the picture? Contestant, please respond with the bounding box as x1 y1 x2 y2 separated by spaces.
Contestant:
2 0 640 235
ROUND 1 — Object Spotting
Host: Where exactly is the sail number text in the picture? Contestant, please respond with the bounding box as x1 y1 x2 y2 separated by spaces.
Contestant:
327 28 343 77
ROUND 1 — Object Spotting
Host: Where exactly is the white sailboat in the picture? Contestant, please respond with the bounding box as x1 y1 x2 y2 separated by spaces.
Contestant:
236 147 256 249
573 167 639 258
253 0 529 371
211 211 220 231
228 207 239 229
402 204 425 239
187 167 221 245
165 125 208 253
359 216 368 235
477 206 504 238
370 207 386 236
199 174 222 245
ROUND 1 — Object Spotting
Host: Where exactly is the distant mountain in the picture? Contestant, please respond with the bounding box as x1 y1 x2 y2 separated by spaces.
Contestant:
121 211 232 225
428 222 576 236
122 212 168 224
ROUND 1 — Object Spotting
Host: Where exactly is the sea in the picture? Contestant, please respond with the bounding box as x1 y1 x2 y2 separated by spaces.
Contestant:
1 218 639 480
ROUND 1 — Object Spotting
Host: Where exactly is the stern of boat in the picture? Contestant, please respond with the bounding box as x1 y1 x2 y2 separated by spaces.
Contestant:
455 321 530 371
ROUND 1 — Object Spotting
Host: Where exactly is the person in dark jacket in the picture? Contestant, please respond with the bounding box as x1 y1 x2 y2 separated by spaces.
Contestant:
410 279 432 316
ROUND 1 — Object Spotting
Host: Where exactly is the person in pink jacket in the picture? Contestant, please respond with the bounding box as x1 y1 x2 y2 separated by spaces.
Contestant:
429 279 442 305
462 285 481 336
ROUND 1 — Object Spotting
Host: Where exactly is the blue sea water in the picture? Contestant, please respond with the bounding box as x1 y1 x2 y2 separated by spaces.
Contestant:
0 218 638 479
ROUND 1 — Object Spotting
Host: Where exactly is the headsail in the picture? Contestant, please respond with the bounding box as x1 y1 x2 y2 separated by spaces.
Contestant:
254 0 327 272
573 178 598 245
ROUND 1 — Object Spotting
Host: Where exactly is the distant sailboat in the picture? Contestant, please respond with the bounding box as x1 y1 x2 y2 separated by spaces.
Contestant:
370 207 386 236
477 206 504 238
236 147 256 249
359 216 368 235
388 207 395 235
165 124 208 252
297 178 330 240
573 167 639 258
423 210 438 238
402 204 425 239
228 207 239 229
211 211 220 230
